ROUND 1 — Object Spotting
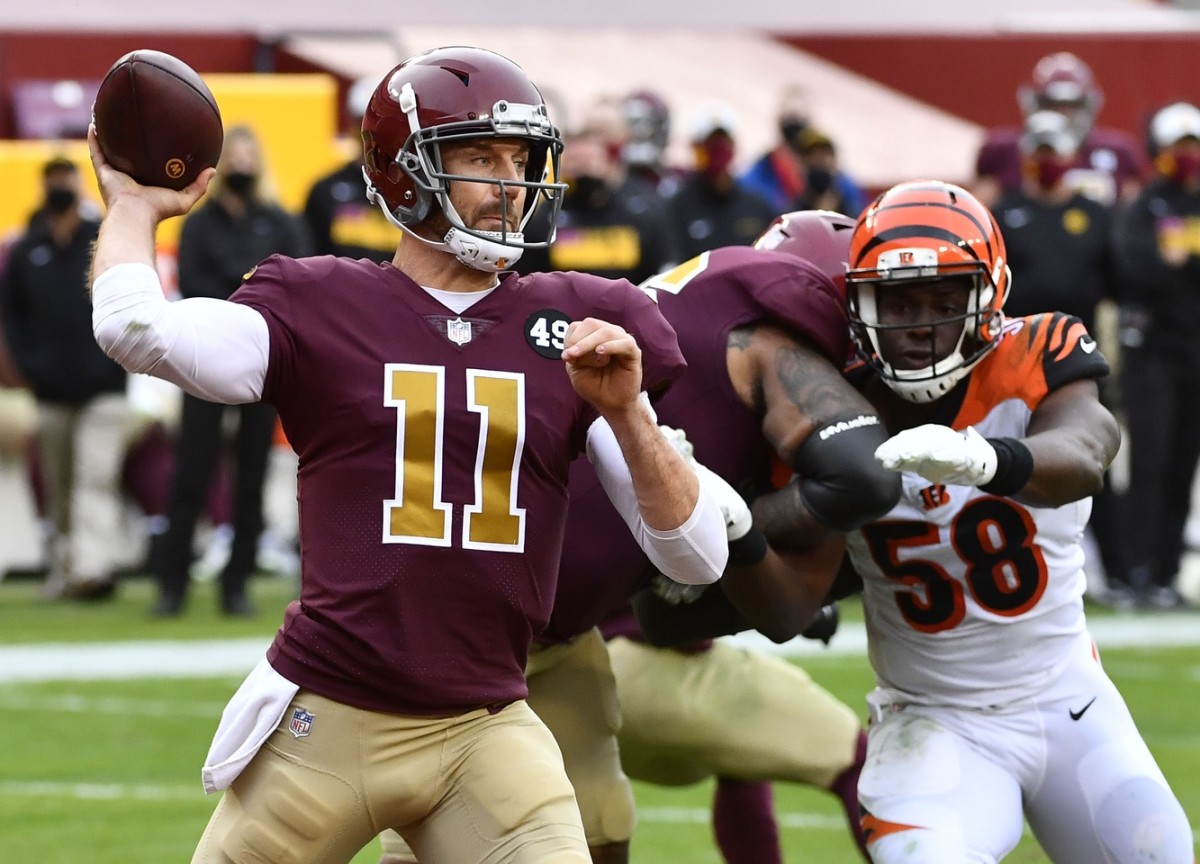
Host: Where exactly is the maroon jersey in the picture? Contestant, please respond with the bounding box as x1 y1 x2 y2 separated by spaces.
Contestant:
231 255 684 714
546 246 848 642
975 125 1145 203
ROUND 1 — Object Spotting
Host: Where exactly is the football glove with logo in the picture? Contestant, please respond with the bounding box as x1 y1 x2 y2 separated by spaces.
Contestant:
875 424 998 487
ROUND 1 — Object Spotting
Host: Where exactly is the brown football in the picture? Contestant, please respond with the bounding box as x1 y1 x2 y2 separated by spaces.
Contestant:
93 49 223 191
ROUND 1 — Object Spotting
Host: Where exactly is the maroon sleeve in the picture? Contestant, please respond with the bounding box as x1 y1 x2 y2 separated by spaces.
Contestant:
975 128 1023 190
562 271 686 395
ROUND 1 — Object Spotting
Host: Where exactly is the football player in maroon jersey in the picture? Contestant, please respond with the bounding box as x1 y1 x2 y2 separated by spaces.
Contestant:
380 209 900 864
87 46 732 864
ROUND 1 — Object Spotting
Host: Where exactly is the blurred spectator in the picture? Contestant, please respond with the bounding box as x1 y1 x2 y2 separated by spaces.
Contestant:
519 98 679 283
741 85 866 215
0 156 128 601
1109 101 1200 609
974 52 1145 208
790 128 866 217
621 88 686 198
668 102 777 261
302 76 395 261
153 125 311 618
0 386 40 578
992 110 1127 602
996 111 1117 329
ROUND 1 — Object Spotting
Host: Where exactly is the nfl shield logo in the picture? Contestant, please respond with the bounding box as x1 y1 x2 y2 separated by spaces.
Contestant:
447 317 472 346
288 707 314 738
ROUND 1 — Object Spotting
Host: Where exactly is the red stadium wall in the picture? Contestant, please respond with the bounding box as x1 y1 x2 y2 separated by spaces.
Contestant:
780 33 1200 152
0 31 261 138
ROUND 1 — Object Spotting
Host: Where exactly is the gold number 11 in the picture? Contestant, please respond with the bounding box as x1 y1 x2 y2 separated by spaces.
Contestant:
383 364 526 552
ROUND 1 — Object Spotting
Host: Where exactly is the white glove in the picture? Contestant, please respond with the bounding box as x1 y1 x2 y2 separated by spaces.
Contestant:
649 571 709 605
874 424 998 487
659 424 753 540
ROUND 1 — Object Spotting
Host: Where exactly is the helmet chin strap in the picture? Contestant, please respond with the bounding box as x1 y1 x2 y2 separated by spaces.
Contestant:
394 223 526 273
443 227 526 272
434 194 526 272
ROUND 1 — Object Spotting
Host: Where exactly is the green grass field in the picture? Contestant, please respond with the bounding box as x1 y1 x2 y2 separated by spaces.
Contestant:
1 574 1196 863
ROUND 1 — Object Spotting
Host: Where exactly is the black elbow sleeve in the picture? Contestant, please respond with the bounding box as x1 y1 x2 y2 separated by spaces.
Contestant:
793 413 901 531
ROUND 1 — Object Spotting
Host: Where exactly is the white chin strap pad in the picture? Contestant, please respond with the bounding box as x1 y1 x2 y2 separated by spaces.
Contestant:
445 228 525 272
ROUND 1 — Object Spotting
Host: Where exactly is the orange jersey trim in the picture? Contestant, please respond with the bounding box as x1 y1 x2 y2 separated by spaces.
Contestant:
953 314 1055 429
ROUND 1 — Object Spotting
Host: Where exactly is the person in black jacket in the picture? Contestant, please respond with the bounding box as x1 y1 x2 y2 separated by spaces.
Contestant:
667 103 777 261
1110 101 1200 609
153 125 311 617
302 77 395 262
993 110 1127 603
517 98 680 284
1 156 127 601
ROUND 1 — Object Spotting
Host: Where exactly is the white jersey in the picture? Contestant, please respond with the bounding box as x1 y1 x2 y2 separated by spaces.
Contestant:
846 313 1111 709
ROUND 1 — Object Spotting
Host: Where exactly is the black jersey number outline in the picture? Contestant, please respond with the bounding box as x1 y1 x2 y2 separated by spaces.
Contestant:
861 497 1048 633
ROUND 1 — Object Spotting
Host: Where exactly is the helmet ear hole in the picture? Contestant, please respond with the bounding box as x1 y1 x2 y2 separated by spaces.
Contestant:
406 188 432 225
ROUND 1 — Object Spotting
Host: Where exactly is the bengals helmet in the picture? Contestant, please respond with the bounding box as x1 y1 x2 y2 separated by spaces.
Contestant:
845 181 1011 404
361 46 566 271
753 209 856 296
1017 52 1103 145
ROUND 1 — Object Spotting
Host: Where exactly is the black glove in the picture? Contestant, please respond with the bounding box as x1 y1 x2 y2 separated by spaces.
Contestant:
800 603 840 646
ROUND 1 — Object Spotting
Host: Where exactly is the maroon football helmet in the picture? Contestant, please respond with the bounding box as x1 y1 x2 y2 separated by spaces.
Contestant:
361 46 565 270
622 89 671 169
753 209 856 297
1017 52 1103 145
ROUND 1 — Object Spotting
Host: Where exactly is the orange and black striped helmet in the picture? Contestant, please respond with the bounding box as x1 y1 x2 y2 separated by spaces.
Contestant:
845 180 1011 403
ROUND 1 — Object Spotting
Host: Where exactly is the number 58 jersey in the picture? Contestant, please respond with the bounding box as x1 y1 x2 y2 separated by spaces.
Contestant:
845 313 1110 708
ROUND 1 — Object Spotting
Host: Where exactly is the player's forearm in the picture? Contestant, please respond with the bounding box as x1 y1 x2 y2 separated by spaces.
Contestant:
1017 428 1113 508
719 538 843 643
751 482 833 548
602 400 699 530
1017 380 1119 508
90 197 161 282
589 407 729 585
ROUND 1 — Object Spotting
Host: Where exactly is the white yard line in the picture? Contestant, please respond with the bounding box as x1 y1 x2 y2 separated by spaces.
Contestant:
2 781 1195 845
0 780 848 830
2 615 1199 683
0 637 271 682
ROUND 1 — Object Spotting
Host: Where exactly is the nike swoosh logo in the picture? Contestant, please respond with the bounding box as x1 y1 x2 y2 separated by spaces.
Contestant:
1080 337 1097 354
1069 697 1097 721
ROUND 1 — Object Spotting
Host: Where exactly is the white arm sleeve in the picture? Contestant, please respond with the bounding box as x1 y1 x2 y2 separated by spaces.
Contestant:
587 408 727 586
92 262 270 404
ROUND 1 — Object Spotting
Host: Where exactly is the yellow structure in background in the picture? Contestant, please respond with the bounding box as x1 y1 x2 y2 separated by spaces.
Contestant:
0 72 352 255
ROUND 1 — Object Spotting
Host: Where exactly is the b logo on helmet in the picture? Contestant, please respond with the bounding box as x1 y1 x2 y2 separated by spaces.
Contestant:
878 247 938 278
